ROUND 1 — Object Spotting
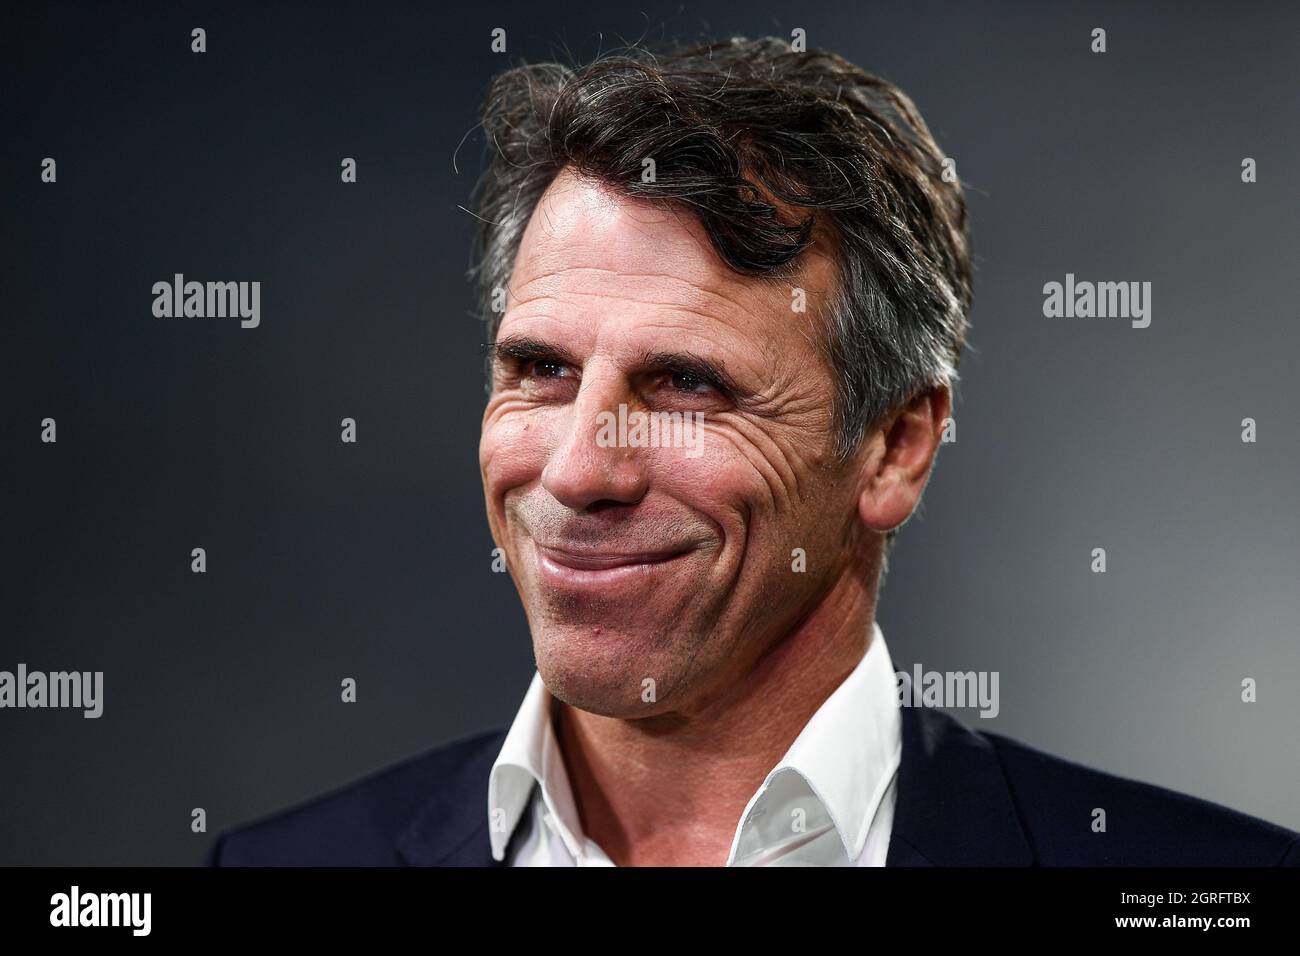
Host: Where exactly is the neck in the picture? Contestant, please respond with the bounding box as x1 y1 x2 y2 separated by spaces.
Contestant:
554 566 879 866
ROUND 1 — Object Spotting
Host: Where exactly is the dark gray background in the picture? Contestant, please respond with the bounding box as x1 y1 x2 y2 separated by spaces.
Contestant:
3 0 1297 865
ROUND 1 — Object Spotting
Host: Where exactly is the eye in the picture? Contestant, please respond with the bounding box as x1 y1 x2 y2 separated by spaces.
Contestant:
528 359 568 379
669 371 713 394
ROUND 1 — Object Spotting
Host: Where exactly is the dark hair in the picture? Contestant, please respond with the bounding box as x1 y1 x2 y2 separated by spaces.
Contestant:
468 36 973 545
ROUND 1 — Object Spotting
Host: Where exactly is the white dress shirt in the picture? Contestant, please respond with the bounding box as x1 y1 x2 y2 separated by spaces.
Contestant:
487 622 902 866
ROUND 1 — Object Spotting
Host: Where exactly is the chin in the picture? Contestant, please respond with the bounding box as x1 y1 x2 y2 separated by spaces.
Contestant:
532 625 687 718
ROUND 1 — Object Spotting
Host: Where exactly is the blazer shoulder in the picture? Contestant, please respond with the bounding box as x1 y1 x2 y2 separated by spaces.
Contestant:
979 729 1300 865
205 728 507 866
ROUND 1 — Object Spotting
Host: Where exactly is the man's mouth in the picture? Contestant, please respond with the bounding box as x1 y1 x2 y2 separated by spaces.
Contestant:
531 540 695 593
535 542 690 571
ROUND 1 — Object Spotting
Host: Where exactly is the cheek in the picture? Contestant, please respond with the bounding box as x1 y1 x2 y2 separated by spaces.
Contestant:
649 440 770 540
684 422 810 513
661 434 836 589
481 406 551 499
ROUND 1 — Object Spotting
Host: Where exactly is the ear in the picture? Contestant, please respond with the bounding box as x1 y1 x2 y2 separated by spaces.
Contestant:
857 385 951 533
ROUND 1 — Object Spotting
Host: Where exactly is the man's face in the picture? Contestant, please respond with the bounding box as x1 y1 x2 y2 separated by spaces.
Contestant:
480 167 866 719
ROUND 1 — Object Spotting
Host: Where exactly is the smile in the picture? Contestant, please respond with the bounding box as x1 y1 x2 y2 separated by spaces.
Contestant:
533 541 692 590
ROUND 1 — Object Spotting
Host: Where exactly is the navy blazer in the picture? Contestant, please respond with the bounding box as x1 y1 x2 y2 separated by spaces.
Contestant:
207 703 1299 866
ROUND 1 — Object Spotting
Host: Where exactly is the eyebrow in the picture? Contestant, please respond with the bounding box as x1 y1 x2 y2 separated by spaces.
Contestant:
488 335 578 368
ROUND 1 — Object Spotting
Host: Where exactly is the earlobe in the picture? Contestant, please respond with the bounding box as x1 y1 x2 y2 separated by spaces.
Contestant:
856 386 950 534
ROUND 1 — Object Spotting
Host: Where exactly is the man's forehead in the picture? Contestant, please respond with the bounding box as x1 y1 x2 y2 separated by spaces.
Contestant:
503 167 839 365
512 167 748 297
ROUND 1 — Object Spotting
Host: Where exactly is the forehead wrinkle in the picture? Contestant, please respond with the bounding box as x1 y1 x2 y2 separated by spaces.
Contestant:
506 269 831 370
512 289 768 342
508 264 776 318
502 291 753 352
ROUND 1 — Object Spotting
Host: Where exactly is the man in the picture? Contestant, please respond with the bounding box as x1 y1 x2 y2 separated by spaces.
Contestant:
208 37 1298 866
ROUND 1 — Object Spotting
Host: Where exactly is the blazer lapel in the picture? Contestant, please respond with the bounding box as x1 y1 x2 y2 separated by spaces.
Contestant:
395 730 509 867
886 699 1034 866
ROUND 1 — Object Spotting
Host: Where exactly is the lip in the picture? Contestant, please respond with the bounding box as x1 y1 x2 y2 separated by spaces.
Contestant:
533 541 693 591
537 544 687 570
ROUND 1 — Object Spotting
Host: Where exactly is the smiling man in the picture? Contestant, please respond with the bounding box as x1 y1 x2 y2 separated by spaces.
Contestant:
208 37 1299 867
476 164 909 866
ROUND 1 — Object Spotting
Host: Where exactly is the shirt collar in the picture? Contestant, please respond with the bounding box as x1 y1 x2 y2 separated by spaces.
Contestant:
487 621 901 864
727 621 901 864
487 671 586 861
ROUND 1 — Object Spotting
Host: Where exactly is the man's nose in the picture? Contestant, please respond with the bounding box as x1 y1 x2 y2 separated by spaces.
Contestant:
540 367 648 510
